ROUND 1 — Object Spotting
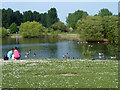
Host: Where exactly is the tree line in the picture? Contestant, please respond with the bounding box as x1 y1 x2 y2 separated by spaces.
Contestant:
1 8 68 38
2 8 59 28
1 8 119 43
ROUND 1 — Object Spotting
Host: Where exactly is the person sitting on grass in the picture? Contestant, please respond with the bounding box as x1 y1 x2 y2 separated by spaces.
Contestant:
99 52 104 59
7 48 14 60
14 47 21 60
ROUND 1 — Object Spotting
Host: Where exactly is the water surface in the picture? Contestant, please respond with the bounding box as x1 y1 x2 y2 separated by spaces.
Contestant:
2 38 118 59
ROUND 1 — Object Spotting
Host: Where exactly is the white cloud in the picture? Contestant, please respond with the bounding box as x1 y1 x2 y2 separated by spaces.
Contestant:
1 0 119 2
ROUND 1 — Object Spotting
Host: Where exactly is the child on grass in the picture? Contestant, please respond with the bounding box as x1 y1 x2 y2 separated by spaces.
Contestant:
7 48 14 60
14 47 21 60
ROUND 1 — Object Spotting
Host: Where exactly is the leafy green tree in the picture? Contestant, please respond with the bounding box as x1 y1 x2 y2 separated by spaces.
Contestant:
40 13 48 27
33 11 40 22
106 43 118 57
19 21 30 37
47 8 59 27
9 23 18 34
30 21 43 37
2 8 14 28
0 27 7 38
50 28 54 38
12 11 23 26
76 15 118 43
102 16 118 43
54 30 59 37
19 21 43 38
119 12 120 17
66 10 88 29
51 21 68 32
76 16 104 41
45 28 49 38
94 14 98 16
2 8 23 28
23 10 33 22
49 28 59 38
98 8 112 17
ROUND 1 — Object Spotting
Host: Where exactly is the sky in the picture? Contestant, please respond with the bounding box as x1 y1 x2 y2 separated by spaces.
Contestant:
1 0 119 2
2 2 118 24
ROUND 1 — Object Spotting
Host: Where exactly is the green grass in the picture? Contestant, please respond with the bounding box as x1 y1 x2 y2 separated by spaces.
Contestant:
2 59 118 88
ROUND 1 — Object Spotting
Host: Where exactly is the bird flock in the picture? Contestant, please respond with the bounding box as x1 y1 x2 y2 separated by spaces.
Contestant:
24 41 116 59
25 49 36 58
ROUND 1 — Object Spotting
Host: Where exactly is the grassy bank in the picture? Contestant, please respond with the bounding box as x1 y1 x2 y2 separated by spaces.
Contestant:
2 59 118 88
7 33 80 39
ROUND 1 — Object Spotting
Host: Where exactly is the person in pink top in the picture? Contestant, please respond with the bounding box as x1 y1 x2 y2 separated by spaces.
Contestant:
14 47 21 59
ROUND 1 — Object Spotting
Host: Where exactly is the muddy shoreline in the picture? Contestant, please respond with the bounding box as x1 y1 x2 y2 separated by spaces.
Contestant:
7 35 109 42
8 35 23 38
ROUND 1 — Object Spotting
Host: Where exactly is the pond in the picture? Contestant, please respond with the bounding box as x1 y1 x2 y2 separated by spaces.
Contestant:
2 38 119 60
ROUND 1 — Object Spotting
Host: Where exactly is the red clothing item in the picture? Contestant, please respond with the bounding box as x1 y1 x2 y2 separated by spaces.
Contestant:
14 50 20 59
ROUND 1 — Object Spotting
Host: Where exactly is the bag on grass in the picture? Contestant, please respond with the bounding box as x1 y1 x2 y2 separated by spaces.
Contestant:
4 55 8 60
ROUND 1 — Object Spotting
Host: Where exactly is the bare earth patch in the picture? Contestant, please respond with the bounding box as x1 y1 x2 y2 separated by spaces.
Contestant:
38 75 49 77
60 74 76 76
37 74 76 77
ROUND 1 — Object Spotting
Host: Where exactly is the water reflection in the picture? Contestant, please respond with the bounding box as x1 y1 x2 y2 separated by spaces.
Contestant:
2 38 119 59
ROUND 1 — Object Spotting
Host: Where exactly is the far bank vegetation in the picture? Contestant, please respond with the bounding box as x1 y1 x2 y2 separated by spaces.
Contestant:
1 8 119 43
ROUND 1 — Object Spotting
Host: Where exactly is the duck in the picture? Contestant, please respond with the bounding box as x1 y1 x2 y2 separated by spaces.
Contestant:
33 53 36 56
29 49 31 54
63 55 67 59
26 52 29 55
88 45 93 47
110 56 116 59
25 54 29 58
